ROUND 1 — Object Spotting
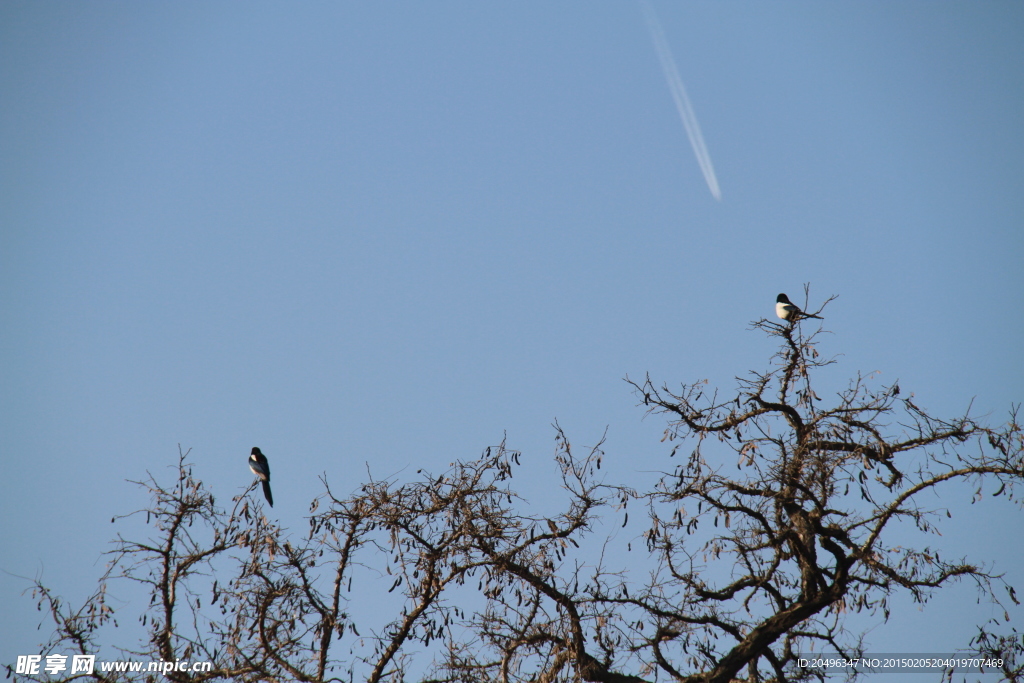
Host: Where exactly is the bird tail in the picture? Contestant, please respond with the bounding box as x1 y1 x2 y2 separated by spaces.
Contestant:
262 480 274 507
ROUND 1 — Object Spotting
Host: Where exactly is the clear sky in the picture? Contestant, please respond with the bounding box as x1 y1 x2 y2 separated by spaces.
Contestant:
2 1 1022 672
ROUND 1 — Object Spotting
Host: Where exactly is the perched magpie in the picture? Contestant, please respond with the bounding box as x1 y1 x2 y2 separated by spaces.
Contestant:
249 447 274 507
776 293 823 322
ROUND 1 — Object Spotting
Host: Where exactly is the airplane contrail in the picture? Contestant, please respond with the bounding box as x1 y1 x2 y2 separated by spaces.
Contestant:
641 1 721 201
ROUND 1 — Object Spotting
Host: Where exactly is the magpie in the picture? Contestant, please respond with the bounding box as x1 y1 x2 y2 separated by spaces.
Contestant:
776 293 823 322
249 447 274 507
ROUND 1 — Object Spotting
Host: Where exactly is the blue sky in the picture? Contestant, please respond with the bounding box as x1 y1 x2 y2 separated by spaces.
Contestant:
2 1 1022 672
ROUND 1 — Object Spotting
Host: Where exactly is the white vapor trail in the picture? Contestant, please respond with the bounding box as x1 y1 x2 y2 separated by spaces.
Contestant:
641 1 721 200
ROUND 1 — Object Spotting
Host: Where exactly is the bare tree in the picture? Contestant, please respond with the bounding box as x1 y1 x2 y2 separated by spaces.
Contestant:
615 303 1023 682
13 297 1023 682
